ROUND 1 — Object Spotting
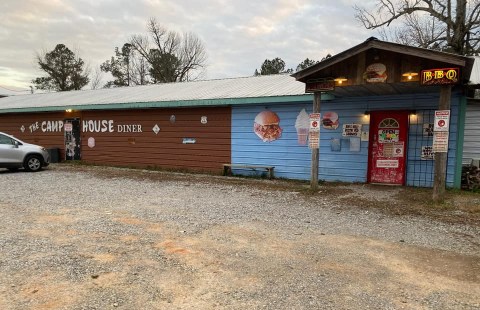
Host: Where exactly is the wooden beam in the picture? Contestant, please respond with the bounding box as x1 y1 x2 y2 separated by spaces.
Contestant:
433 85 452 202
311 92 321 190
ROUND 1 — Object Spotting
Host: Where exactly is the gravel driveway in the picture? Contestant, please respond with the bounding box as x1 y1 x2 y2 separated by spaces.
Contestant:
0 165 479 310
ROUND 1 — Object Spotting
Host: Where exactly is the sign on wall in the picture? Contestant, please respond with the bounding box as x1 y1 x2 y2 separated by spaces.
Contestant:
421 68 459 86
421 146 434 160
342 124 362 137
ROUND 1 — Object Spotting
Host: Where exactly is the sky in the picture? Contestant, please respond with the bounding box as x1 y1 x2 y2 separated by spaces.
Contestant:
0 0 376 91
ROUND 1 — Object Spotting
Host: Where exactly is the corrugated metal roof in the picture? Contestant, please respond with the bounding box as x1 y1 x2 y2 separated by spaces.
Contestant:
0 74 309 113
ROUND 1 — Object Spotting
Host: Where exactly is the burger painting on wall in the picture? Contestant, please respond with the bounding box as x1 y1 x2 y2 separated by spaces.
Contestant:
322 111 339 130
363 63 387 83
253 110 283 142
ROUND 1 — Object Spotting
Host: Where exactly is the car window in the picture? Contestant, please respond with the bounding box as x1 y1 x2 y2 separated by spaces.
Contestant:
0 134 14 145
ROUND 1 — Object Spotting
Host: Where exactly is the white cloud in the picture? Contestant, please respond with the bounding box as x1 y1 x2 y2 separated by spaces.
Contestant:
0 0 376 89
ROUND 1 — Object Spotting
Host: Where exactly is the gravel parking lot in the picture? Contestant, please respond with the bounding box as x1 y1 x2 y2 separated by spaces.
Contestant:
0 164 479 310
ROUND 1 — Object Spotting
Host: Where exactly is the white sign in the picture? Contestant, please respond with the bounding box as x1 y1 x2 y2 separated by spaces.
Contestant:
309 113 321 132
88 137 95 148
64 123 73 132
421 146 434 160
376 159 399 168
392 142 404 157
434 110 450 132
342 124 362 137
308 113 321 149
433 131 449 153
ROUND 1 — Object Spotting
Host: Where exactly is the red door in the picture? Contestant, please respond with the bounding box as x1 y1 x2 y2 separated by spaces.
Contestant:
368 111 409 185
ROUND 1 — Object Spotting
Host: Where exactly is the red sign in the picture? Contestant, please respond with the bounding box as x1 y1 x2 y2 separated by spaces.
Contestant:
434 110 450 132
308 113 321 149
421 68 459 86
305 79 335 93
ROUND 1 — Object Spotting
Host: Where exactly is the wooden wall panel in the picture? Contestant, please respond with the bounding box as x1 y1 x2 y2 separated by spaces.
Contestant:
80 107 231 172
0 107 231 172
0 111 79 160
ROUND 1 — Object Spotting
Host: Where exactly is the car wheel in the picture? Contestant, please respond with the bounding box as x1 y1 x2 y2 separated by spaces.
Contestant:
24 155 42 172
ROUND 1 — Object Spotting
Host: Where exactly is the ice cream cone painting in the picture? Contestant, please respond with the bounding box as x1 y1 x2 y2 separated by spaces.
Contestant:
295 109 310 145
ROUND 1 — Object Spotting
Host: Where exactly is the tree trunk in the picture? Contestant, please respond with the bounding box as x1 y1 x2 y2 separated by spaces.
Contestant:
451 0 467 54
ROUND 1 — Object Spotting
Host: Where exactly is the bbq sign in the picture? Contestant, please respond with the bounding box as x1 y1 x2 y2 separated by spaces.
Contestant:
305 78 335 93
421 68 459 86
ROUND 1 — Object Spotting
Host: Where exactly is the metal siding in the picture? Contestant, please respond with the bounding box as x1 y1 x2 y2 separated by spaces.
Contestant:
463 103 480 164
232 93 460 187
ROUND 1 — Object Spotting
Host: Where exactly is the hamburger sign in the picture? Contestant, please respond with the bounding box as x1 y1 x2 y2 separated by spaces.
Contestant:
363 63 387 83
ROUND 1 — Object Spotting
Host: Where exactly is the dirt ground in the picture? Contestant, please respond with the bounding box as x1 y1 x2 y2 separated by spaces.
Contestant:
0 164 479 310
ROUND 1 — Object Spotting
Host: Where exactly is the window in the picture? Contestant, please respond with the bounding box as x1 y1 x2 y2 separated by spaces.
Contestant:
379 118 400 128
0 134 14 145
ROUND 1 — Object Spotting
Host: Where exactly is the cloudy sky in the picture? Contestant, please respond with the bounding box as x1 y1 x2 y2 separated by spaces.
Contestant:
0 0 376 90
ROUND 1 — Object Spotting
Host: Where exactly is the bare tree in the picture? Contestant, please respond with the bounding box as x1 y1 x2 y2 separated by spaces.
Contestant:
130 18 207 83
355 0 480 55
90 66 103 90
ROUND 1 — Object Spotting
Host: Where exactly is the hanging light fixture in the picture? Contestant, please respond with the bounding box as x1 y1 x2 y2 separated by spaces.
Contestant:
334 77 348 84
402 72 418 80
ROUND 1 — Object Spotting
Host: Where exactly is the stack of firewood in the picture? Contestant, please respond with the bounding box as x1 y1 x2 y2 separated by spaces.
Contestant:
462 165 480 190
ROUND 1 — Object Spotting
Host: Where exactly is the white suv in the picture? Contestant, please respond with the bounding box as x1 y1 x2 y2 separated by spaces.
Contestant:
0 132 50 172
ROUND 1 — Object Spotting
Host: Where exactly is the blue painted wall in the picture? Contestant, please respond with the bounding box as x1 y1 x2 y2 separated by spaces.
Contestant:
231 92 461 187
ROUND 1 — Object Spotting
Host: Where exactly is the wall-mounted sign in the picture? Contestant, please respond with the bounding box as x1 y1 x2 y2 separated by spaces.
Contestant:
170 115 176 124
421 68 459 85
363 63 387 83
183 138 196 144
201 116 208 124
152 124 160 135
421 146 434 160
433 132 449 153
342 124 362 137
322 112 339 130
305 78 335 93
295 109 310 145
376 159 399 168
423 123 434 136
434 110 450 132
88 137 95 148
64 123 73 132
378 129 399 143
253 110 282 142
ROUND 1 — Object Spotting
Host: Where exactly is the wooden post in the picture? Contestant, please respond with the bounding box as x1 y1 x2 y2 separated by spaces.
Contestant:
311 92 321 190
433 85 452 202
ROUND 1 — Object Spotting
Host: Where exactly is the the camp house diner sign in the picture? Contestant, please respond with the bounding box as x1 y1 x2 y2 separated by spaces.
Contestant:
421 68 460 86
